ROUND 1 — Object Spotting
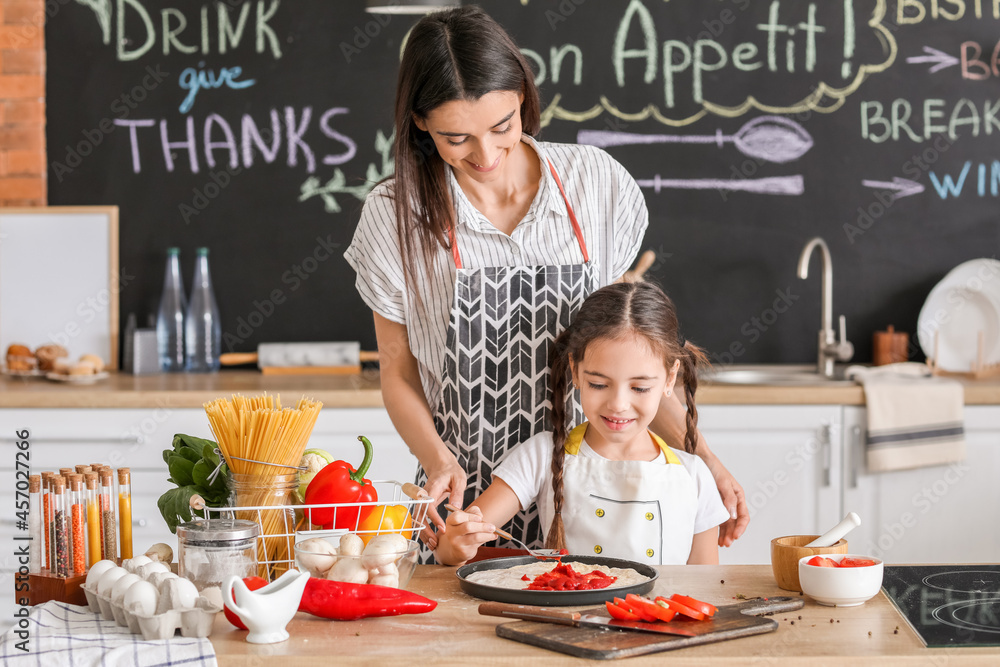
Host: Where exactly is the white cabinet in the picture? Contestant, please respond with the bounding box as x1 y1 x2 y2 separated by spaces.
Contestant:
0 407 417 632
841 405 1000 564
697 405 843 565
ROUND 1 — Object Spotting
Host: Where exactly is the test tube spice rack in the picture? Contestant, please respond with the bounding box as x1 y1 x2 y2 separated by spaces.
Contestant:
18 466 134 606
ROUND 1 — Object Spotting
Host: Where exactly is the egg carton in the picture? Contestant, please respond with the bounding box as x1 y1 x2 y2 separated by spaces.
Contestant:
81 578 221 641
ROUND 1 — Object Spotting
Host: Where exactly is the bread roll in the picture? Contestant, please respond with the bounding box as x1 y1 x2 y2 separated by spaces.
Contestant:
35 344 68 371
78 354 106 373
5 344 36 372
6 344 31 358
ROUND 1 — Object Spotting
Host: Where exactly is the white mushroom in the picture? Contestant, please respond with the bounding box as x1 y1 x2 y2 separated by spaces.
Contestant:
295 538 339 576
368 571 400 588
361 533 408 570
326 556 369 584
339 533 364 556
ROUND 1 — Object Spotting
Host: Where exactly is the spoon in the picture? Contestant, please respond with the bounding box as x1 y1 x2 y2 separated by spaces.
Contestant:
806 512 862 548
443 504 565 560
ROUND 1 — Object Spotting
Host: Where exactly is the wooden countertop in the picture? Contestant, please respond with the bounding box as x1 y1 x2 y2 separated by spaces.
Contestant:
209 564 999 666
3 368 1000 408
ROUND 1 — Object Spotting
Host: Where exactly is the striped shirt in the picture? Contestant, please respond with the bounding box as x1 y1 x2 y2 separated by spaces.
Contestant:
344 135 649 410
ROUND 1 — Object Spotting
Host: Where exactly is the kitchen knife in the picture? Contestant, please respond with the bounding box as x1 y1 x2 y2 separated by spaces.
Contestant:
478 602 698 637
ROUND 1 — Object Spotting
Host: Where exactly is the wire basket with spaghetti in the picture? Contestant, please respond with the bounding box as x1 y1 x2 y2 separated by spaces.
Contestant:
204 393 322 580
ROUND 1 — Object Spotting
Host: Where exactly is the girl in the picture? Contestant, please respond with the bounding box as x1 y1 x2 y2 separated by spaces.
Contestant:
435 282 730 566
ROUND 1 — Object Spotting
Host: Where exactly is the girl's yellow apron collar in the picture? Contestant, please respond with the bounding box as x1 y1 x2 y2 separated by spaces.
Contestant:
564 423 682 464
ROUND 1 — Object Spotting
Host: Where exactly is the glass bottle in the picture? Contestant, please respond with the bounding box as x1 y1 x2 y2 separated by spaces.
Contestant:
85 472 101 567
156 247 186 372
28 475 41 574
53 476 67 577
118 468 133 560
42 472 52 571
185 247 222 372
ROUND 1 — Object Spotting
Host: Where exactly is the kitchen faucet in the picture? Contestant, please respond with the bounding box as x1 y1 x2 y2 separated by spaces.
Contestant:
797 237 854 377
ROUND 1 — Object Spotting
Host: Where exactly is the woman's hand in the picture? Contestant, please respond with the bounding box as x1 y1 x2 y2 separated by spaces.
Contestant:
704 456 749 547
419 456 468 549
434 506 496 566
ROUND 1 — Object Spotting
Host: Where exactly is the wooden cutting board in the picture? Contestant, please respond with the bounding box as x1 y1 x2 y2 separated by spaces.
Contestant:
494 596 804 659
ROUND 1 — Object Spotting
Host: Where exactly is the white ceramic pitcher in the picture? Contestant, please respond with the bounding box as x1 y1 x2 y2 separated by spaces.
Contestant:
223 568 309 644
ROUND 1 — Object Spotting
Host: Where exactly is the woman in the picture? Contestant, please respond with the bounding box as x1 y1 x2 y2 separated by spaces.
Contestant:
344 6 747 557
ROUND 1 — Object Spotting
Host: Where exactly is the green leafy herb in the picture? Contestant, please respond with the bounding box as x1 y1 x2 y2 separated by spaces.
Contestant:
158 433 230 533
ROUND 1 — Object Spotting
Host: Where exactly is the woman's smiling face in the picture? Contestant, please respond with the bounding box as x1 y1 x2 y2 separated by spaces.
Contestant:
414 90 524 184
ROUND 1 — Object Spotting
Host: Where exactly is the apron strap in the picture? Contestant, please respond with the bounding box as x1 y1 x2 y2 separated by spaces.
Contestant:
447 158 590 270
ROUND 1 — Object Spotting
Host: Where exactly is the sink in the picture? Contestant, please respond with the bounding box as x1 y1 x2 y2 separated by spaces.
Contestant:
703 365 858 387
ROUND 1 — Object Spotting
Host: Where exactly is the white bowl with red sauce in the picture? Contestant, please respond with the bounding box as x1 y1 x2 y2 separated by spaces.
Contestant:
798 553 884 607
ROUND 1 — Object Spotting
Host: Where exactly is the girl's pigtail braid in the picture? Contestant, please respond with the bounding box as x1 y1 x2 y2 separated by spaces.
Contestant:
545 339 571 551
679 341 709 454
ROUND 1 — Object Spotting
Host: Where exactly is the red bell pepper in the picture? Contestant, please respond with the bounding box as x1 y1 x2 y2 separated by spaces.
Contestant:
299 576 437 620
225 576 437 625
304 435 378 529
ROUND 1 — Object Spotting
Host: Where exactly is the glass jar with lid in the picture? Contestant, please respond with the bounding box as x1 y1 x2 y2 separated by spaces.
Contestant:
177 519 259 590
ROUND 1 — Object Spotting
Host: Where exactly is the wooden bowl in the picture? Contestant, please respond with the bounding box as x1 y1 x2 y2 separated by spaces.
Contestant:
770 535 848 592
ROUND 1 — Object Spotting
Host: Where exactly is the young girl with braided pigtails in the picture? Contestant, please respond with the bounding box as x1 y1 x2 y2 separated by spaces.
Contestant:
435 282 730 566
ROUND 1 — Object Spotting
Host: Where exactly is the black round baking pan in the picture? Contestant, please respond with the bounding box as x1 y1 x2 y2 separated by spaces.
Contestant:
455 555 657 606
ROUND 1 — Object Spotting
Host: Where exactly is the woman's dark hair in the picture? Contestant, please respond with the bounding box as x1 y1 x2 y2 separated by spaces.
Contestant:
544 282 710 551
391 6 541 299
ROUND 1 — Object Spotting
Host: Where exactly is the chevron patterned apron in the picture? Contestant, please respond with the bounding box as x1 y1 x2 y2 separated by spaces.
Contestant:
416 160 598 562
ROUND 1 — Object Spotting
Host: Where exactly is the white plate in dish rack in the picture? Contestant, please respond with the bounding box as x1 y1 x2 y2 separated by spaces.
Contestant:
918 259 1000 372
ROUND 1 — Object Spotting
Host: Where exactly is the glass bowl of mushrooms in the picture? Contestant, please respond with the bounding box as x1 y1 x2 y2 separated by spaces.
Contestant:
294 533 419 590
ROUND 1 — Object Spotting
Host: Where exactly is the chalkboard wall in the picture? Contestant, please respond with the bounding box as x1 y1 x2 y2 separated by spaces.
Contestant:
46 1 1000 366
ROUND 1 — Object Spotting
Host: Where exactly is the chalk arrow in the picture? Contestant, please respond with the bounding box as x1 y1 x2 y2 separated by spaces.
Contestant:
861 177 925 200
906 46 959 74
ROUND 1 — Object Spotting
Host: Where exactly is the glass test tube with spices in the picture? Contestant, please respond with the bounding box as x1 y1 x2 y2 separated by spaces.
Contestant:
42 473 52 571
99 470 117 561
85 472 101 566
118 468 133 560
52 476 68 577
61 474 74 571
28 475 41 574
70 475 87 573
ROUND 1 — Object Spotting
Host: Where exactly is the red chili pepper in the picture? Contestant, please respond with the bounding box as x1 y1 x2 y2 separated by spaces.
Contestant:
304 435 378 529
224 576 268 629
299 576 437 620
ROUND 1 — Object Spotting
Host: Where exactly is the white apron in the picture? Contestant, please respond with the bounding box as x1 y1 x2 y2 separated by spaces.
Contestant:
552 423 698 565
416 160 598 562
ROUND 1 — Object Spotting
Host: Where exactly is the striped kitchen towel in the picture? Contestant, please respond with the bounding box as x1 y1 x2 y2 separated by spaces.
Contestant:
0 601 217 667
846 363 966 472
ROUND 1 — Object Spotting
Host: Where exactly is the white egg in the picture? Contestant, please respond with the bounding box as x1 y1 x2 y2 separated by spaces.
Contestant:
96 567 128 597
138 561 170 580
123 580 159 616
163 577 199 610
199 586 223 609
110 573 141 605
85 560 116 588
123 555 152 573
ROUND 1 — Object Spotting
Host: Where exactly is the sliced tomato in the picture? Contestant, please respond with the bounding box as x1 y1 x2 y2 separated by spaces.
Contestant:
655 596 708 621
840 557 877 568
625 594 677 623
606 600 640 621
806 556 839 568
669 594 718 618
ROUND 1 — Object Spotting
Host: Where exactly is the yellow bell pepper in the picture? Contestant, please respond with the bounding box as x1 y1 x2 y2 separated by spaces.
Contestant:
357 504 413 546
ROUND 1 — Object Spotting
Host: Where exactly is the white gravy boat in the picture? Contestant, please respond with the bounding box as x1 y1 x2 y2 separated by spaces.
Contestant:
223 569 309 644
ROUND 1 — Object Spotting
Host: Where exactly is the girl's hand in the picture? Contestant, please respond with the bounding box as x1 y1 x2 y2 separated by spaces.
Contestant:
434 506 496 566
420 456 468 548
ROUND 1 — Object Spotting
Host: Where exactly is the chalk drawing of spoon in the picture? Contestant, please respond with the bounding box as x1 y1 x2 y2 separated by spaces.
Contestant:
577 115 813 164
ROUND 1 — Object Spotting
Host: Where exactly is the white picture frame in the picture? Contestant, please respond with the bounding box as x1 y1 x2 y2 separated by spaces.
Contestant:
0 206 120 370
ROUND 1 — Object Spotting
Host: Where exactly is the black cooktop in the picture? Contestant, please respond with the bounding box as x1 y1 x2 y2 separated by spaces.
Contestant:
882 565 1000 648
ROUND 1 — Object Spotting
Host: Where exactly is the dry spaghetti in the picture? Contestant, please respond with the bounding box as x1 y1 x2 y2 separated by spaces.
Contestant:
204 394 322 579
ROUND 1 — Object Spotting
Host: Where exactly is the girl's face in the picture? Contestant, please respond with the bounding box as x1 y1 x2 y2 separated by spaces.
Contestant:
570 335 680 456
413 90 524 184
